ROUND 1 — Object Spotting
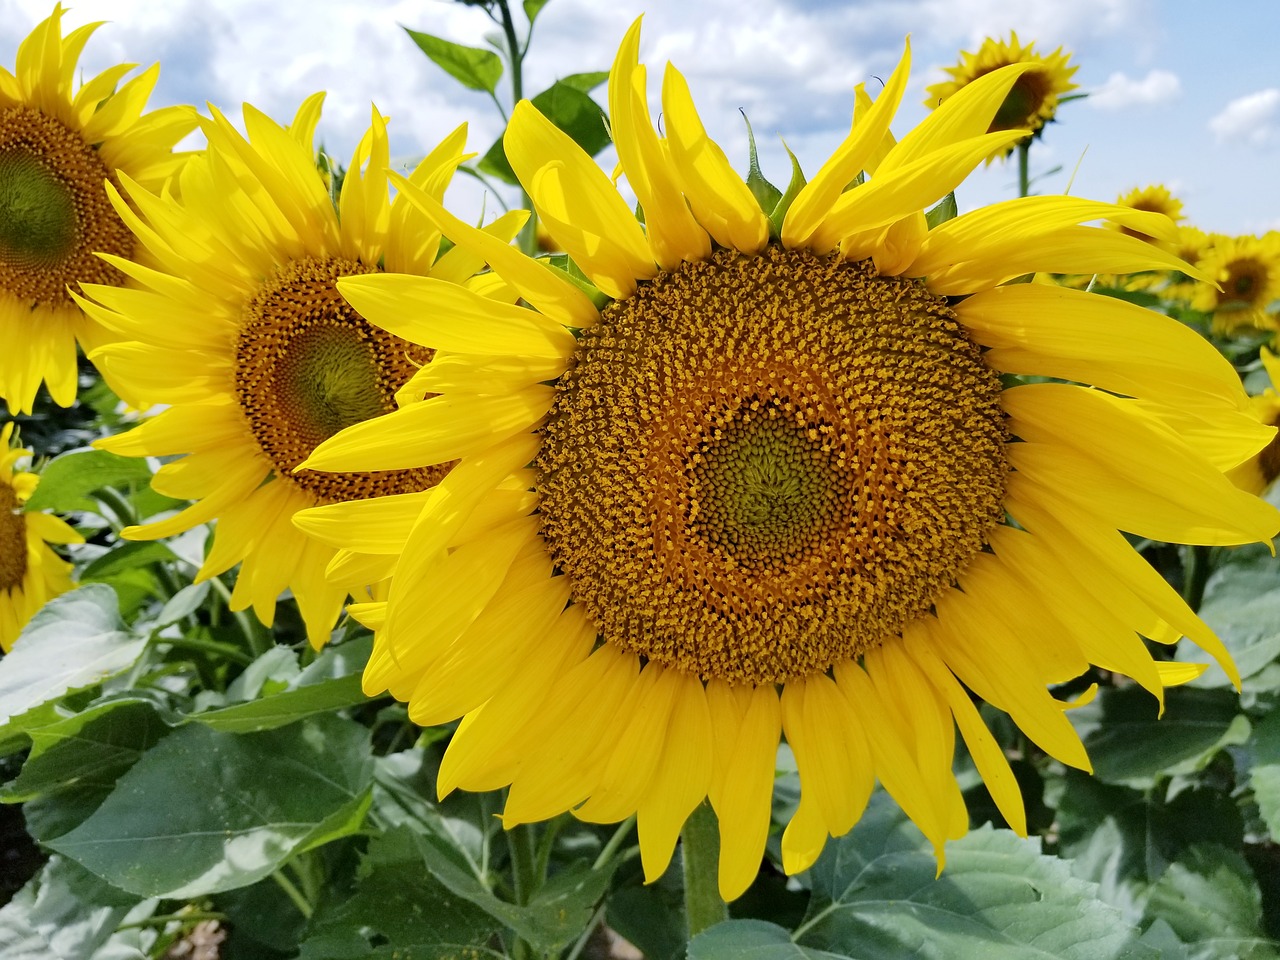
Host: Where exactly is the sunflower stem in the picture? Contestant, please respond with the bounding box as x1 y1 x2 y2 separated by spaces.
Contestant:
1017 140 1031 198
270 868 313 920
1183 544 1213 612
682 801 728 938
507 822 540 906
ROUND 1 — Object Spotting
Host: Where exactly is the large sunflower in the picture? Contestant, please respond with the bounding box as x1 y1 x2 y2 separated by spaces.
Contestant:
1192 231 1280 335
1 422 81 651
297 24 1279 898
0 5 194 415
78 99 522 647
925 31 1078 160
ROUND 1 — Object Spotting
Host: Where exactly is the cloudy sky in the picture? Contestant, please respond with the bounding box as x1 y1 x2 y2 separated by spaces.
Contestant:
7 0 1278 235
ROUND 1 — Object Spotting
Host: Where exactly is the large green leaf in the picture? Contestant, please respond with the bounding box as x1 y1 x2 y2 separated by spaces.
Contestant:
47 714 374 898
297 828 500 959
23 449 153 512
797 792 1156 959
0 856 146 960
1251 709 1280 841
1141 844 1277 959
689 920 846 960
0 586 146 732
1071 685 1250 787
185 635 373 733
477 76 609 184
404 29 502 94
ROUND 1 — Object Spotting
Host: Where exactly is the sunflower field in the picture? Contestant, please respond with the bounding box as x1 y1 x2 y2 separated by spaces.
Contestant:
2 3 1280 958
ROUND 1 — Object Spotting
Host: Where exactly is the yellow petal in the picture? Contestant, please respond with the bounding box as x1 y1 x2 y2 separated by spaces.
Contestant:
711 684 780 902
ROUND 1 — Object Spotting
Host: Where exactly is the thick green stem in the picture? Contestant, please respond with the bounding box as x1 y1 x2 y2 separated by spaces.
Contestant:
1183 544 1213 613
682 802 728 938
507 822 539 906
1017 140 1031 198
271 869 313 920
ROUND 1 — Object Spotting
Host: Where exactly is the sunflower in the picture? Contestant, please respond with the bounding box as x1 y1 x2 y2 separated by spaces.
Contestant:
1227 349 1280 494
296 23 1279 899
1192 232 1280 335
0 5 195 415
77 99 521 648
925 31 1078 160
0 422 82 651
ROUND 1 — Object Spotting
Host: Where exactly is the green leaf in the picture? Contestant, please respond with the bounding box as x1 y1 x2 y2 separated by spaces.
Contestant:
926 191 958 228
1181 544 1280 695
151 581 210 631
1251 709 1280 841
767 142 807 237
24 449 153 512
690 920 846 960
47 715 374 898
0 586 146 731
1072 686 1250 787
558 70 610 93
79 540 179 581
799 792 1157 960
1141 844 1276 958
523 0 552 25
477 79 609 185
404 29 503 94
186 635 373 733
0 856 145 960
298 828 500 959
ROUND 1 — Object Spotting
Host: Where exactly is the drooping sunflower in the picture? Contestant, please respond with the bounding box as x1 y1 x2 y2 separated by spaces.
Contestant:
297 23 1279 898
0 5 195 415
1192 232 1280 335
0 422 82 651
78 99 521 647
925 31 1078 160
1227 349 1280 494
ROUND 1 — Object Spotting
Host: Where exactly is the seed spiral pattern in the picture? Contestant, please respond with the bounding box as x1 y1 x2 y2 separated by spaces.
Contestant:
234 256 448 503
536 246 1010 684
0 107 133 306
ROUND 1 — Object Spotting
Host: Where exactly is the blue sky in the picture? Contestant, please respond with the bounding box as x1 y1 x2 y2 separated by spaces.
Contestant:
7 0 1278 235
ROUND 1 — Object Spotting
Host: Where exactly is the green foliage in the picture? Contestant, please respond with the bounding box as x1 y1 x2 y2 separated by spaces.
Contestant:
477 74 610 185
405 29 503 94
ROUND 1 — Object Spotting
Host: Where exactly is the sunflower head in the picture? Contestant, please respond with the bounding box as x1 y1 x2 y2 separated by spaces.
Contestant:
925 31 1079 160
0 421 82 651
298 18 1278 902
1192 231 1280 334
0 5 195 416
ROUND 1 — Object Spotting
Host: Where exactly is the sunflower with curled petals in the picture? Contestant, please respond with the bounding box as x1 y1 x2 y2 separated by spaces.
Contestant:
0 422 82 651
297 23 1279 899
0 5 194 415
77 98 522 648
925 31 1078 161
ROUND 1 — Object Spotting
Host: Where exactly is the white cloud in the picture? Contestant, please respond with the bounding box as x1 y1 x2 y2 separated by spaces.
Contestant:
1209 88 1280 145
1088 69 1180 109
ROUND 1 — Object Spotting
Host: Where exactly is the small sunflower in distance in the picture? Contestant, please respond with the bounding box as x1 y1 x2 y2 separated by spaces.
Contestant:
1192 232 1280 335
1227 349 1280 495
0 5 195 415
1113 185 1184 244
925 31 1078 160
298 22 1278 899
0 423 82 651
78 99 521 647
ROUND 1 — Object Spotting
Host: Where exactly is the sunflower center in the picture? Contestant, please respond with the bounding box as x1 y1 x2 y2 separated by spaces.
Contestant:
1225 260 1262 304
1260 413 1280 488
0 483 27 593
0 107 133 306
234 256 449 503
536 246 1009 685
992 71 1050 132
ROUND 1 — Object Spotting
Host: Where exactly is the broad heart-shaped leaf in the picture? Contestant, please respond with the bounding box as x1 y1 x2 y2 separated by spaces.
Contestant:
47 714 374 898
297 827 500 959
1179 543 1280 696
1141 844 1277 959
0 856 147 960
1251 709 1280 842
0 586 146 731
1070 685 1250 788
797 792 1157 960
404 28 502 93
23 448 153 512
3 697 170 843
1055 772 1245 924
185 634 373 733
689 920 847 960
478 76 609 184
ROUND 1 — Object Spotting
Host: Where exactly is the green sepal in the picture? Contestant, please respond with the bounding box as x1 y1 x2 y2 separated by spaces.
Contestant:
767 140 807 237
925 191 958 228
741 110 782 216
